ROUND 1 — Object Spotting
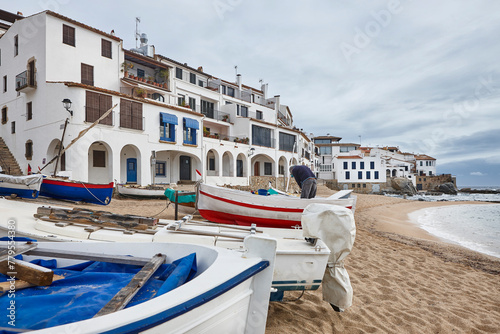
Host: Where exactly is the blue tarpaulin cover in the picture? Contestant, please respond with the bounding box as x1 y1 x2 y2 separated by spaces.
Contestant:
164 188 196 204
0 253 197 331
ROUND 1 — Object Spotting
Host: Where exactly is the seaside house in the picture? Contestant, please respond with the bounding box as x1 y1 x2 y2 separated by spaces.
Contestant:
0 9 308 189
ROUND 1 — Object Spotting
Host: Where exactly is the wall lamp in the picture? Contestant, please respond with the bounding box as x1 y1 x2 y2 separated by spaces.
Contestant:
62 98 73 116
248 147 255 157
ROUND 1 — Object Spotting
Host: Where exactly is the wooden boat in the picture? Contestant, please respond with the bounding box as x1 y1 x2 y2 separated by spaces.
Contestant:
115 183 167 199
0 237 276 333
196 183 356 229
39 178 114 205
0 174 44 199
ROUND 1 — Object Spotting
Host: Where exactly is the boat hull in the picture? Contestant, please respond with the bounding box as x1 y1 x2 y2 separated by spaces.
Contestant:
0 174 43 199
116 184 166 199
197 183 355 228
40 179 114 205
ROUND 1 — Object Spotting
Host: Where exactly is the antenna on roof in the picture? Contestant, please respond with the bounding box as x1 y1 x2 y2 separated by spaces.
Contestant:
135 17 141 48
259 79 263 85
234 65 238 77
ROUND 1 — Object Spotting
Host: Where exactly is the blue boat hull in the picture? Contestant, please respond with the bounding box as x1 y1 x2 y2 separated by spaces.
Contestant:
40 179 114 205
0 186 39 199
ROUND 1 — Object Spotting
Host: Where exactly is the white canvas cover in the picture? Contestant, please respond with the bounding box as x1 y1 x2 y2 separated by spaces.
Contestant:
0 174 44 186
301 203 356 311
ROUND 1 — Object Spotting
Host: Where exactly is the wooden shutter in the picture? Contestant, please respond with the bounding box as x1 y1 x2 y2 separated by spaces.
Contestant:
120 99 132 129
99 94 112 125
131 101 143 130
85 91 99 122
81 63 94 86
101 39 112 58
63 25 75 46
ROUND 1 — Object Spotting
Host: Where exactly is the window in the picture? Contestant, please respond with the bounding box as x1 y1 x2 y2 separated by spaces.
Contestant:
189 97 196 111
346 171 350 180
352 162 356 169
93 150 106 167
360 161 365 169
264 162 272 176
343 161 348 169
26 102 32 120
256 110 263 120
279 132 295 152
120 99 143 130
420 161 423 166
178 95 185 106
358 171 362 179
189 73 196 84
183 118 199 145
237 159 243 177
3 75 6 92
201 100 214 118
156 161 166 176
252 125 272 148
101 39 112 58
1 107 6 124
370 161 375 169
85 91 112 124
221 85 226 95
14 35 18 56
198 80 203 87
319 146 332 155
176 68 182 79
160 113 177 142
241 106 248 117
366 171 371 179
136 68 145 79
208 158 215 171
375 171 379 179
363 183 367 188
227 86 235 97
81 63 94 86
63 24 75 46
11 121 15 134
25 140 33 160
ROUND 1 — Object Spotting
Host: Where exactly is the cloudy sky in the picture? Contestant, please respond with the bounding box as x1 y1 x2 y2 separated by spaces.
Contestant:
4 1 500 186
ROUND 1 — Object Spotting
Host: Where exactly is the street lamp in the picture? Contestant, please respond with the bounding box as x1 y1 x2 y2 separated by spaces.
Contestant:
62 98 73 116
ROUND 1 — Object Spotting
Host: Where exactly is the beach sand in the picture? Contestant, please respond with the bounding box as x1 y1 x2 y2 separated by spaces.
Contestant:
32 186 500 333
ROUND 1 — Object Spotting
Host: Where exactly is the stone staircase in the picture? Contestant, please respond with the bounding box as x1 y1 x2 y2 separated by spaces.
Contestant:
0 137 23 175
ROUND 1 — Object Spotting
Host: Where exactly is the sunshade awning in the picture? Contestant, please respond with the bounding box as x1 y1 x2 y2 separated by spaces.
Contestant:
183 117 199 130
161 112 178 125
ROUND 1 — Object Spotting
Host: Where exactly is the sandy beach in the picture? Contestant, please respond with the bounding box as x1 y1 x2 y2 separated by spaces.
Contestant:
10 185 500 333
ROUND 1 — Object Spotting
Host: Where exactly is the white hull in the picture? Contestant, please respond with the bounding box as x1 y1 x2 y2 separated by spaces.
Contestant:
116 184 166 198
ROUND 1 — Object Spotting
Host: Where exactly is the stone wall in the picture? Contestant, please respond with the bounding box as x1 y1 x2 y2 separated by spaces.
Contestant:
416 174 456 191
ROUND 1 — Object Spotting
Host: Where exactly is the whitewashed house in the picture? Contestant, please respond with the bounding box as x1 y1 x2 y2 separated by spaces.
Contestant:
0 10 306 187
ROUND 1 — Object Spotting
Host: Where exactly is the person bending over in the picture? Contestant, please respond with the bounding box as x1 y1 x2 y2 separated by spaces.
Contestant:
289 165 317 198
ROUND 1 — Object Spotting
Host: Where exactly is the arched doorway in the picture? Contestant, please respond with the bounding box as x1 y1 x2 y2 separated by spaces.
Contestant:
88 141 113 183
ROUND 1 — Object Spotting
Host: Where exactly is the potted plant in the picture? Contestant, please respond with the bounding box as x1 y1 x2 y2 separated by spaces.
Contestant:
135 88 146 98
203 126 210 137
158 69 169 84
222 115 229 122
147 76 154 84
121 61 134 76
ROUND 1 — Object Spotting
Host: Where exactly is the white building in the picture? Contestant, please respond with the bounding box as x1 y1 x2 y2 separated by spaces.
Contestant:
415 154 436 176
0 10 309 187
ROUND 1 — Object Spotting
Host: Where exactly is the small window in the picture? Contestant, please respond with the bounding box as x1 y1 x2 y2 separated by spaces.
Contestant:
360 161 364 169
136 68 145 78
264 162 272 176
198 80 203 87
363 183 367 188
366 171 371 179
375 171 379 179
343 161 348 169
358 171 362 179
101 39 112 58
176 68 182 79
189 97 196 111
346 171 350 180
11 121 15 134
221 85 226 95
256 111 263 120
178 95 185 106
27 102 33 120
3 75 7 92
227 87 235 97
1 107 6 124
352 161 356 169
81 63 94 86
93 150 106 167
14 35 19 56
209 158 215 171
63 24 76 46
370 161 375 169
189 73 196 84
25 140 33 160
155 161 166 176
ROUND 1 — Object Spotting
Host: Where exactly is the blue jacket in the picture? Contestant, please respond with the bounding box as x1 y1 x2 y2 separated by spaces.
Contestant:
290 165 315 188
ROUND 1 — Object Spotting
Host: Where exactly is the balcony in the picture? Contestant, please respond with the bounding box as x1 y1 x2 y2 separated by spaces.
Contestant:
201 108 231 122
16 70 36 92
203 131 250 144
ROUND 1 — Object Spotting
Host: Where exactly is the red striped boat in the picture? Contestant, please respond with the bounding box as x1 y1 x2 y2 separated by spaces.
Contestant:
40 178 114 205
197 183 356 228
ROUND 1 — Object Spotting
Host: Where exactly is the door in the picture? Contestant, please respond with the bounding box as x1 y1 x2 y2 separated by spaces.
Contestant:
127 158 137 183
236 159 243 177
254 162 260 176
179 155 191 180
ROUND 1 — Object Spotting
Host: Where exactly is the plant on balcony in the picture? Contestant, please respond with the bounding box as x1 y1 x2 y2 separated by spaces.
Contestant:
121 61 134 76
243 137 249 144
147 76 154 84
135 88 146 98
158 69 169 87
203 126 210 137
222 115 229 122
223 136 229 141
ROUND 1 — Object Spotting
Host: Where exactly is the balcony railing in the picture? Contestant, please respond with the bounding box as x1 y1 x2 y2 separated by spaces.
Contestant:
16 70 36 92
203 132 250 144
200 107 230 122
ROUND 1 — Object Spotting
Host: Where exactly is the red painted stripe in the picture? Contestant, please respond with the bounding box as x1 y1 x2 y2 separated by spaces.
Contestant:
198 209 301 229
200 190 304 213
43 179 114 189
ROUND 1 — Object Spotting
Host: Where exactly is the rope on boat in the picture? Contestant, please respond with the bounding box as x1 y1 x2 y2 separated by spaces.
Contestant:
81 182 109 205
280 290 305 303
151 200 171 217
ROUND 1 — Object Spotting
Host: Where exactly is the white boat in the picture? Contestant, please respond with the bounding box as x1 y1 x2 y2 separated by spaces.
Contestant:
0 174 44 199
0 237 276 333
115 183 167 199
0 197 355 311
196 182 357 228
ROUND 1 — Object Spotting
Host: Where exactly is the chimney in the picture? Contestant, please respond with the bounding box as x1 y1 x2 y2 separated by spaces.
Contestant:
197 66 203 72
236 74 242 90
261 83 268 100
274 95 280 111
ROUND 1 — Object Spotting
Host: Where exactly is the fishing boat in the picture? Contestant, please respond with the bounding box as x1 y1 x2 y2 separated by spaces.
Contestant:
0 237 276 333
0 198 355 310
0 174 44 199
115 183 167 199
39 178 114 205
196 183 356 229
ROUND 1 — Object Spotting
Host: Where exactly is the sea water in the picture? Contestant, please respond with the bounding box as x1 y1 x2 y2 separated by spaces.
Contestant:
409 204 500 258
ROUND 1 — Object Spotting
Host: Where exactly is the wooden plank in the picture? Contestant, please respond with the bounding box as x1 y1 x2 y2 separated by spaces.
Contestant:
0 246 153 266
84 226 101 232
0 258 54 286
0 243 38 262
94 253 166 317
0 274 65 294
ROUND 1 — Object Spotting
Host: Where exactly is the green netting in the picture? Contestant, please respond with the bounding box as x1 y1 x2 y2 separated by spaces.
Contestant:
164 188 196 203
